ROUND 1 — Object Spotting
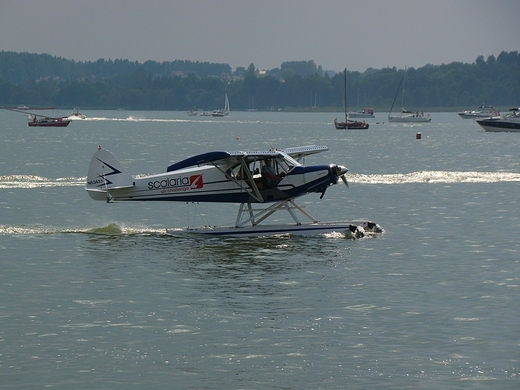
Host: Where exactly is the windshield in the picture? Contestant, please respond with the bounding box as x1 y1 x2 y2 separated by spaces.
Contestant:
277 152 300 172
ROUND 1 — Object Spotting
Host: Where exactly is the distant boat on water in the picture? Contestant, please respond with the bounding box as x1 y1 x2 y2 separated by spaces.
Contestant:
348 108 374 118
458 104 497 119
212 92 230 117
68 108 86 119
28 115 71 127
334 68 369 130
2 105 72 127
388 67 431 123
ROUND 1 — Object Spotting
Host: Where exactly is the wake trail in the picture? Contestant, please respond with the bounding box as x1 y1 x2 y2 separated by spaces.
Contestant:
2 171 520 189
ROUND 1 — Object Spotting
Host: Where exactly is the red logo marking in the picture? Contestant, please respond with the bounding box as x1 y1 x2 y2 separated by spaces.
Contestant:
190 175 203 189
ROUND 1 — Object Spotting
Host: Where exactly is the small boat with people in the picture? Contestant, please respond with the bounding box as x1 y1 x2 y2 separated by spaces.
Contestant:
334 117 369 130
388 67 431 123
476 107 520 132
2 105 72 127
388 109 431 123
28 114 71 127
458 104 497 119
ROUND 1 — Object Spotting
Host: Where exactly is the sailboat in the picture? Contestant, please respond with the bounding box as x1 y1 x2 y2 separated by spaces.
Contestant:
334 68 369 130
3 106 71 127
212 92 230 117
388 67 431 123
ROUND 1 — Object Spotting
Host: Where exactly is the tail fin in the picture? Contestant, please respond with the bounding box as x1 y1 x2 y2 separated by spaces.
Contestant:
86 148 134 200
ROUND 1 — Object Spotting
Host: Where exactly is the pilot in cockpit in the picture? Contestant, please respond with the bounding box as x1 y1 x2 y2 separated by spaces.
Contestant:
262 158 286 188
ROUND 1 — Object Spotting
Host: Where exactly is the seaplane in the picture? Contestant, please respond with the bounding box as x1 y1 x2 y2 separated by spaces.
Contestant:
2 106 71 127
86 145 383 238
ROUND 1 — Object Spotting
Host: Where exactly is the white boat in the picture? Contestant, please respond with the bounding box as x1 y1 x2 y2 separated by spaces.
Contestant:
388 110 431 123
476 107 520 132
458 104 497 119
68 108 86 120
212 92 230 117
388 67 431 123
348 108 374 118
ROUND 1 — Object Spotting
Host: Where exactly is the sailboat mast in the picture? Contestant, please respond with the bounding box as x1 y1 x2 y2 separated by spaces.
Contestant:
401 66 407 110
389 71 405 116
343 68 347 121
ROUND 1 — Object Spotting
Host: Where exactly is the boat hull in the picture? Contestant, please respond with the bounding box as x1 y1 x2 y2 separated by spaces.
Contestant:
28 120 71 127
458 112 493 119
334 118 369 130
167 220 384 238
476 118 520 132
388 116 431 123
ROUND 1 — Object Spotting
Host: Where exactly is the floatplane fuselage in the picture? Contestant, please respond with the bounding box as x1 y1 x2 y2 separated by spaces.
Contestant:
86 146 383 237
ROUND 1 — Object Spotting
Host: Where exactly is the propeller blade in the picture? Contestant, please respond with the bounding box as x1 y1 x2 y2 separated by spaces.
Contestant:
341 174 349 187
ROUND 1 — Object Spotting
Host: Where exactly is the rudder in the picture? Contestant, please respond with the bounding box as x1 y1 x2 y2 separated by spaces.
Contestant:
86 148 134 200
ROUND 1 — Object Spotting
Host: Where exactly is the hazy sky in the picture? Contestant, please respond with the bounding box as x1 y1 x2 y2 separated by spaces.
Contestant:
1 0 519 72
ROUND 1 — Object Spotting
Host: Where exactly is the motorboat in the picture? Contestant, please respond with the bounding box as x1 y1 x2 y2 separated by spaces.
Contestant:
69 108 86 119
211 109 226 117
458 104 497 119
476 107 520 132
348 108 374 118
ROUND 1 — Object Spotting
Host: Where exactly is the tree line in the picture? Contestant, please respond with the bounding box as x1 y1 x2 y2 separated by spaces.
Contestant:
0 50 518 111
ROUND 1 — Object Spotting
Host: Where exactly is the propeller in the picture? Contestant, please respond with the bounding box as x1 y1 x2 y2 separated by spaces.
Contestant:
332 164 349 187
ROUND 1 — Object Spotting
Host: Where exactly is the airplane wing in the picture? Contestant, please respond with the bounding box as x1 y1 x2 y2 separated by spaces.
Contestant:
280 145 329 161
167 150 283 172
166 145 328 172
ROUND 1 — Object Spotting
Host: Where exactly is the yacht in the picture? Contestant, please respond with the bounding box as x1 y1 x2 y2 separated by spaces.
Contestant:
476 107 520 132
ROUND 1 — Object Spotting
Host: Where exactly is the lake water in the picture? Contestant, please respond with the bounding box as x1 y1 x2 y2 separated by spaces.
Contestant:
0 109 519 389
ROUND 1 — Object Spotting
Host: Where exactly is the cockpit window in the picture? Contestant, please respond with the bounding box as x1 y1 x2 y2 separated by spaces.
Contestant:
276 152 300 173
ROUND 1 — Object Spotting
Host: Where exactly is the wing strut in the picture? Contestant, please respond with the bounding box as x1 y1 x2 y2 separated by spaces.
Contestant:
212 158 264 203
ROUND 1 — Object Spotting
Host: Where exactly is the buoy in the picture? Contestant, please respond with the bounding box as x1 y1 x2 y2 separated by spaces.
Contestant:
416 132 422 140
